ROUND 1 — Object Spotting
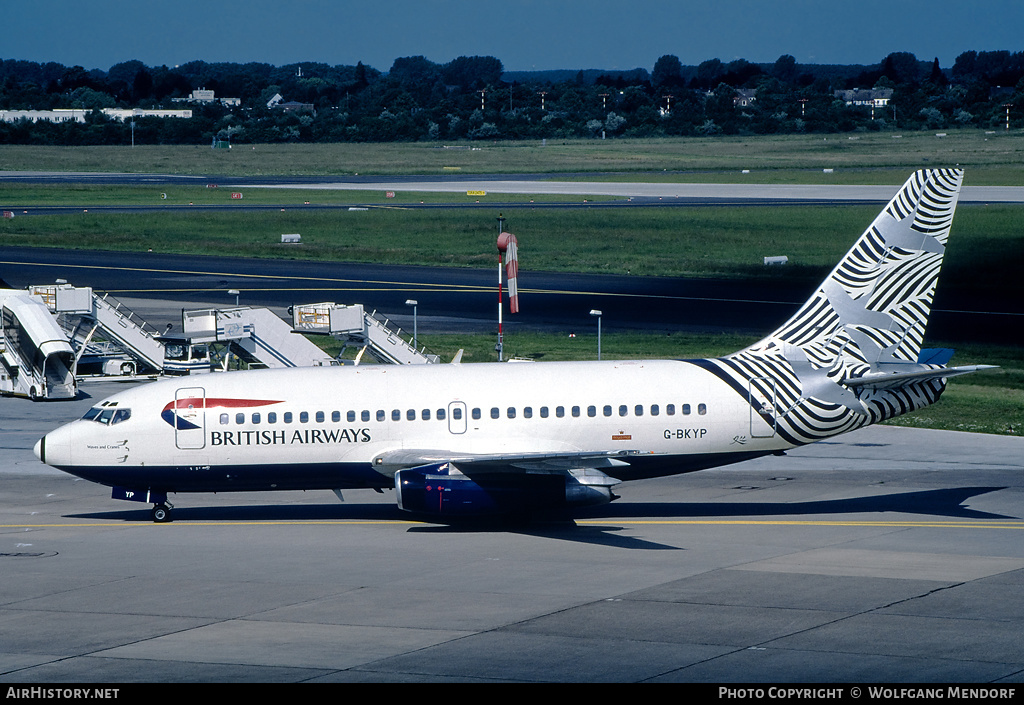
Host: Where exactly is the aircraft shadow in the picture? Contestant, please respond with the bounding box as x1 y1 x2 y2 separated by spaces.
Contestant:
575 486 1014 521
66 486 1013 551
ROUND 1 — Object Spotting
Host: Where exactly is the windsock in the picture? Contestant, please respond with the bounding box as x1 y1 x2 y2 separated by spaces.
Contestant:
497 232 519 313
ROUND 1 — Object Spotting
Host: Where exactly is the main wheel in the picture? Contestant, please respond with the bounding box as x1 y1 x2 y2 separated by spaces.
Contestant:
151 504 172 523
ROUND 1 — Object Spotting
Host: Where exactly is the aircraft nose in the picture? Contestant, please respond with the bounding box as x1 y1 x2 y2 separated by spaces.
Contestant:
34 424 74 468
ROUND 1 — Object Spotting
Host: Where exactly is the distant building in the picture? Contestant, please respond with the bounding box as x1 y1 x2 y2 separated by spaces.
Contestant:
834 89 893 108
266 93 315 115
103 108 192 121
0 108 192 124
173 88 241 107
733 88 758 108
0 109 90 123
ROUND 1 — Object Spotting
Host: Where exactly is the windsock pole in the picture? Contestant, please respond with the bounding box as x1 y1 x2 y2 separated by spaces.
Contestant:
496 216 520 362
496 216 505 361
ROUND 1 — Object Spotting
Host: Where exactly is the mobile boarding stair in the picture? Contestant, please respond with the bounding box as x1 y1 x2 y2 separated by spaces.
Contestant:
182 306 338 369
291 303 439 365
0 289 77 400
29 283 207 376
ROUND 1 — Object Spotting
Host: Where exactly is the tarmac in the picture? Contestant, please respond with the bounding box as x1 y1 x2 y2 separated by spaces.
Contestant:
2 377 1023 683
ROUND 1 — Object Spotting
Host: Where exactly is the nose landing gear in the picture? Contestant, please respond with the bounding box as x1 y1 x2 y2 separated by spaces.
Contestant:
151 501 174 523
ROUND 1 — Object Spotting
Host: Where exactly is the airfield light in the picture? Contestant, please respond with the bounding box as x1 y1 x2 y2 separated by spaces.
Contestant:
406 299 418 349
590 309 603 360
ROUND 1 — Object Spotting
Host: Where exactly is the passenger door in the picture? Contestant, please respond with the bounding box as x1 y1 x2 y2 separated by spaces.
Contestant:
749 377 777 438
174 387 206 449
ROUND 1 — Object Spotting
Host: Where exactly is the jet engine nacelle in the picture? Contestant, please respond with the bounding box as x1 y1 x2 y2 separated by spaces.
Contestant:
394 464 614 517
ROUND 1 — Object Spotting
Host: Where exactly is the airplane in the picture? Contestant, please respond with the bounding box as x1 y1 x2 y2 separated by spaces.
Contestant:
34 168 995 523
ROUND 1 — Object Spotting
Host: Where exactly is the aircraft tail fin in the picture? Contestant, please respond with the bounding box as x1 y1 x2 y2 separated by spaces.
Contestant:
759 167 963 362
698 169 974 444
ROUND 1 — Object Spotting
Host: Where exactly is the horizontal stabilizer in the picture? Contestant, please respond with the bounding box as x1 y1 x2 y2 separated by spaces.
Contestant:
844 365 997 390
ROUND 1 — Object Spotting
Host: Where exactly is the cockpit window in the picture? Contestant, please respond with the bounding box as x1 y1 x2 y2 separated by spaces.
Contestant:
83 406 131 425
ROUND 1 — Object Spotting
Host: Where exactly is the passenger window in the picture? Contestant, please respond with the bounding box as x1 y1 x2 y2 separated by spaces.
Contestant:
666 404 675 416
284 412 293 424
300 412 309 423
556 406 565 418
236 413 245 424
347 411 356 422
376 410 385 422
315 411 324 423
619 405 628 417
491 407 500 419
407 409 416 421
332 411 341 423
220 413 229 425
682 404 691 415
392 409 401 422
268 412 277 424
452 407 463 420
523 407 532 419
573 406 581 418
603 405 612 417
540 406 549 418
437 408 446 421
472 408 481 420
422 409 431 421
587 406 596 417
507 407 516 419
361 410 370 422
698 403 707 415
651 404 659 416
252 413 261 424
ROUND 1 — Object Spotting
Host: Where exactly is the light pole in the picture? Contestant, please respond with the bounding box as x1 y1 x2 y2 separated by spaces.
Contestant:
228 289 240 306
590 309 603 360
405 299 418 350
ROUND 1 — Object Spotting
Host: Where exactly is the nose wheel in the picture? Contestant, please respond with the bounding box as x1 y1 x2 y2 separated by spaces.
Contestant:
151 502 174 523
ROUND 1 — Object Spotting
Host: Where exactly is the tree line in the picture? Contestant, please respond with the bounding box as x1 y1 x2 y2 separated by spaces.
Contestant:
1 50 1022 146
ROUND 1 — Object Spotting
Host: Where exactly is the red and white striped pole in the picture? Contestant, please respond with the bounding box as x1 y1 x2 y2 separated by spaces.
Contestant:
496 217 519 361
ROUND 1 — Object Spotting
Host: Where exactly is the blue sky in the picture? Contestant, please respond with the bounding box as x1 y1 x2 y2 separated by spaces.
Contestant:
7 0 1023 73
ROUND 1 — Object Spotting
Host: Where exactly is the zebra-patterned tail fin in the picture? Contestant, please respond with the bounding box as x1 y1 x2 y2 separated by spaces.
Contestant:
750 168 964 366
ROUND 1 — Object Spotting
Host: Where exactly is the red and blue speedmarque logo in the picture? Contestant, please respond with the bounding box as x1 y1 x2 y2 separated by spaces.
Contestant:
161 398 283 430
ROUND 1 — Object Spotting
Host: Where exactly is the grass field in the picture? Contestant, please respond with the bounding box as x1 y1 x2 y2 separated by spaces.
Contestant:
2 198 1020 296
1 129 1023 183
1 134 1021 435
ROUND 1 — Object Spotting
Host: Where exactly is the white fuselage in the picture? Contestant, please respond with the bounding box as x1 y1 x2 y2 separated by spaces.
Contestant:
38 359 791 494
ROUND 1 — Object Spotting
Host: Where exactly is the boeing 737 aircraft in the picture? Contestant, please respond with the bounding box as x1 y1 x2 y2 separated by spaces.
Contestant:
35 169 993 522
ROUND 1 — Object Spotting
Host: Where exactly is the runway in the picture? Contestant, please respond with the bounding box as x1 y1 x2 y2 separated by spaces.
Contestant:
5 170 1024 203
1 244 1017 344
2 379 1023 683
237 178 1024 204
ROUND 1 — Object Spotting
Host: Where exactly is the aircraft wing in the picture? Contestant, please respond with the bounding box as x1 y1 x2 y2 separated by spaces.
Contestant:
371 448 637 476
843 365 997 391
